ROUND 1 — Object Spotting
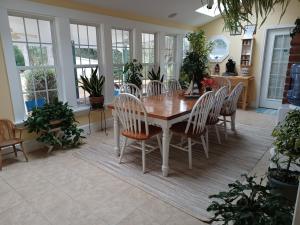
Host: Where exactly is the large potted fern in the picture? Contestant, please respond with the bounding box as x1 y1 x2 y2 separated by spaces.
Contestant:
79 66 105 109
148 66 164 82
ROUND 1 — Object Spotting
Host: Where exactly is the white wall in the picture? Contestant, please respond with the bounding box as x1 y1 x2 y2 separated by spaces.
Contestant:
0 0 190 123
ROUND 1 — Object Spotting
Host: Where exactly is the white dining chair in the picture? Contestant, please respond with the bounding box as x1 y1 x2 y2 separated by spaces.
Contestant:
146 80 167 96
114 93 162 173
213 76 231 94
220 82 244 139
169 91 215 169
167 79 182 92
206 86 228 144
119 83 142 98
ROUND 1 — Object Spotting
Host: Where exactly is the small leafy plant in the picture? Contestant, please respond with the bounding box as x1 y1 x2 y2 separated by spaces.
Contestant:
79 66 105 97
207 174 294 225
270 109 300 185
148 66 164 82
25 99 84 148
124 59 143 89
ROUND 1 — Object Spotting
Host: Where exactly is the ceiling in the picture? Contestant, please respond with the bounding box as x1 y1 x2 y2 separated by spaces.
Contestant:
71 0 220 27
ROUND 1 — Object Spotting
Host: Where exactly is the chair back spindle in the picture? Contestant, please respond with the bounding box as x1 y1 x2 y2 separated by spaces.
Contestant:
185 91 215 135
114 93 149 136
213 77 231 94
119 83 142 98
167 79 182 92
223 82 244 115
146 80 166 96
208 86 228 124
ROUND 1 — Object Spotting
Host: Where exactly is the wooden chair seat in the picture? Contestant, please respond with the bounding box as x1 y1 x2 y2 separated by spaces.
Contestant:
122 124 161 140
0 138 22 148
170 121 206 138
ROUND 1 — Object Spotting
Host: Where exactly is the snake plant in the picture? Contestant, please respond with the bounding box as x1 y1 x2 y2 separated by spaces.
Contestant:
79 66 105 97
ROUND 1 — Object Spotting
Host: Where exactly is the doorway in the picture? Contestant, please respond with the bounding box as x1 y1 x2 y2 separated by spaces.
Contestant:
260 27 291 109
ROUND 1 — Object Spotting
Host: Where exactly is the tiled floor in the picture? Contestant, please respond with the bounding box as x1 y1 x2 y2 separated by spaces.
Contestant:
0 110 275 225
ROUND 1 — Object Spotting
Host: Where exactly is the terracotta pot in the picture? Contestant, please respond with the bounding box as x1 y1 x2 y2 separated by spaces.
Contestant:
89 96 104 109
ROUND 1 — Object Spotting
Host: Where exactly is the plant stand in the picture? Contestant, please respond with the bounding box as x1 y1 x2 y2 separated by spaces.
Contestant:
88 107 107 135
42 127 62 154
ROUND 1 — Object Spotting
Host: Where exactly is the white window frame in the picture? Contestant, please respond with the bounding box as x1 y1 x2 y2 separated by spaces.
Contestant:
7 12 60 115
164 35 177 80
141 32 156 91
111 27 132 87
70 22 102 104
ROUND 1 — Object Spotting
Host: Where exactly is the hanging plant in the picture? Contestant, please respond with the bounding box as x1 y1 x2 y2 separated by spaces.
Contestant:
216 0 293 34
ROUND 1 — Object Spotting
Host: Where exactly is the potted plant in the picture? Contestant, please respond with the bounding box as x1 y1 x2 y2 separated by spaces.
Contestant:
268 109 300 203
24 99 84 148
148 66 164 82
180 31 213 94
79 66 105 109
124 59 143 89
207 174 293 225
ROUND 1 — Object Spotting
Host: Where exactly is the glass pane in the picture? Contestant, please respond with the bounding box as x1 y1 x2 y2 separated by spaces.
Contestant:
89 47 98 63
272 49 281 62
270 63 279 74
282 49 289 62
48 90 58 103
88 26 97 45
36 91 48 103
38 20 52 43
112 29 116 46
78 25 88 45
149 34 155 48
75 45 81 65
274 35 283 48
70 24 79 44
142 33 146 48
149 49 154 64
283 35 291 49
116 30 123 46
113 66 123 84
13 43 29 66
112 48 122 64
123 30 129 47
41 44 54 65
24 18 39 43
32 69 46 91
80 47 90 65
21 70 34 93
9 16 26 42
46 69 57 89
123 47 130 63
28 44 42 66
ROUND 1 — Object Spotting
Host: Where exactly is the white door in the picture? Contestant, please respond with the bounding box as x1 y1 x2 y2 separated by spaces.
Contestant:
260 28 291 109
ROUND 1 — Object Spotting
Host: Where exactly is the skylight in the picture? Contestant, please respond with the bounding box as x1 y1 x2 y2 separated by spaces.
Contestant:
195 0 223 17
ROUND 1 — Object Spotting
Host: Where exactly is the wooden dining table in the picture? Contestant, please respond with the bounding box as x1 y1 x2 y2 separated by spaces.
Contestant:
108 92 198 177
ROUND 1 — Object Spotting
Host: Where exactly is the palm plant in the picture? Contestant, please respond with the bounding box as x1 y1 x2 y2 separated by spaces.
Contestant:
216 0 294 34
79 66 105 97
148 66 164 82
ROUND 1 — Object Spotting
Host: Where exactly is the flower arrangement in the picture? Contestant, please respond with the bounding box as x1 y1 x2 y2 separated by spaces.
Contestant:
201 78 217 91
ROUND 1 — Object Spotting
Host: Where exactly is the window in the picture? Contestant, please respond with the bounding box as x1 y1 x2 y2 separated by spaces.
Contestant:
182 37 190 59
8 15 57 113
70 23 99 103
111 28 131 87
141 32 155 91
164 35 176 80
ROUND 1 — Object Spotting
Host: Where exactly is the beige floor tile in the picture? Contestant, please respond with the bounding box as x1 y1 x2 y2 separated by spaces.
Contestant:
139 197 178 224
0 201 51 225
0 178 12 195
0 190 23 214
164 209 206 225
117 209 160 225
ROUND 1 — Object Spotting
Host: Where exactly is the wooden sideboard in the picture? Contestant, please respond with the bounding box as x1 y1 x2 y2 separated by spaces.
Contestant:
212 75 254 110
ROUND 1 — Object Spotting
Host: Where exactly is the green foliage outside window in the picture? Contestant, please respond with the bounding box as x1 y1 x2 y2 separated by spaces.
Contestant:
13 45 25 66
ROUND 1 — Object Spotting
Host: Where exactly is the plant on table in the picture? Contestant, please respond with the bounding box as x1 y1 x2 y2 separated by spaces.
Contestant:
207 174 294 225
79 66 105 109
180 30 213 94
148 66 164 83
124 59 143 89
25 99 84 148
268 109 300 201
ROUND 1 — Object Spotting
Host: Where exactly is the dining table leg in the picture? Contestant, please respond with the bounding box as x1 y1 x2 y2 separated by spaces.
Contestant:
113 111 120 156
162 127 170 177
